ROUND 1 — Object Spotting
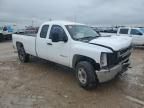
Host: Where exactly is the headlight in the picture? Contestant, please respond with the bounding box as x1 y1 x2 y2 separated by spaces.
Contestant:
100 53 107 67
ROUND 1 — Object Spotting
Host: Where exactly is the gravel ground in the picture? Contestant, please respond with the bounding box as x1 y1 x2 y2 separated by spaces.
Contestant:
0 41 144 108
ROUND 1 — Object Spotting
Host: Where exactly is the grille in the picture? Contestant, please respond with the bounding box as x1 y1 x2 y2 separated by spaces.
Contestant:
107 46 132 68
119 46 132 56
119 46 131 63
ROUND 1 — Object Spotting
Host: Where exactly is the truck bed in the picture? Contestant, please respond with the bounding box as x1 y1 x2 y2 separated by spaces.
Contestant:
15 33 37 37
12 33 37 56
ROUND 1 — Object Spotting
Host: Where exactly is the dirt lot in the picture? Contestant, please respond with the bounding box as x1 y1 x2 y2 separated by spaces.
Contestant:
0 41 144 108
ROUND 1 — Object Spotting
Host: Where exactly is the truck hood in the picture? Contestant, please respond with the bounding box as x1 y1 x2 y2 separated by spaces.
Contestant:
89 36 132 51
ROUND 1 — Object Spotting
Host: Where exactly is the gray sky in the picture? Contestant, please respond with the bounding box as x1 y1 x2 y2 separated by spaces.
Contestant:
0 0 144 26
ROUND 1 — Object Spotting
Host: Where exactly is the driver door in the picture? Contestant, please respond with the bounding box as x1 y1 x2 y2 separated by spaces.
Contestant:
46 25 70 66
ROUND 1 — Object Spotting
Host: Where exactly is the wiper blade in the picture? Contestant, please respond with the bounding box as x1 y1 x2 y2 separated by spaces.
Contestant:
79 36 99 40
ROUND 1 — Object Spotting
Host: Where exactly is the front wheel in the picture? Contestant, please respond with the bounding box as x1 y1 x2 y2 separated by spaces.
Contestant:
76 61 98 89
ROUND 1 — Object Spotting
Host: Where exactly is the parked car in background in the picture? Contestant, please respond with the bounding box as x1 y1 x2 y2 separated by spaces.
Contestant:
13 21 132 89
1 26 13 40
0 25 26 42
117 27 144 46
101 27 144 46
13 26 25 34
0 27 3 41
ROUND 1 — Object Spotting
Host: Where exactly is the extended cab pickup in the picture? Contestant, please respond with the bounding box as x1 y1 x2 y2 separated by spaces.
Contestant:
13 21 132 89
101 27 144 46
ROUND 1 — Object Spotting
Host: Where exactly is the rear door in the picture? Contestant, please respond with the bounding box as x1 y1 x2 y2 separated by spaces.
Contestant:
130 29 144 45
36 25 52 60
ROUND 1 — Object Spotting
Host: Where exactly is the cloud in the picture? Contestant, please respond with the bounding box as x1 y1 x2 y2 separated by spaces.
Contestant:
0 0 144 26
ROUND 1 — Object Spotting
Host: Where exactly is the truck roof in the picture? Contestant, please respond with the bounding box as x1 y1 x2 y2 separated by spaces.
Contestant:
42 20 85 26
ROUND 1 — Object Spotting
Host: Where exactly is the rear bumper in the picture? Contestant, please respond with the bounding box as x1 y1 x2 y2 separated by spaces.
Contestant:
96 62 130 83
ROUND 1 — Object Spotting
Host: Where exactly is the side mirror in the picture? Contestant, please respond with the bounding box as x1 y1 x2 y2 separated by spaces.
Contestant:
63 36 68 43
138 32 143 35
51 33 59 42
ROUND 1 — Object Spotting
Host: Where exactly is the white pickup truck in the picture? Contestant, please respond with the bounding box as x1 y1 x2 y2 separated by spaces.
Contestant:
13 21 132 89
101 27 144 46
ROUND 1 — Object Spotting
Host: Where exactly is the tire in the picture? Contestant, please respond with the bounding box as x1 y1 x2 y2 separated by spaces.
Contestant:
0 34 3 42
76 61 98 89
17 44 30 63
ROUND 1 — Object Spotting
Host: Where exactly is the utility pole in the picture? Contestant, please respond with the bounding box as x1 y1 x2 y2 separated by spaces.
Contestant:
32 20 34 27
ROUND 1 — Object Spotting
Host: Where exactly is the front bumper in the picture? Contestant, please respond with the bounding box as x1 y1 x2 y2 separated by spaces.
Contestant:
96 62 130 83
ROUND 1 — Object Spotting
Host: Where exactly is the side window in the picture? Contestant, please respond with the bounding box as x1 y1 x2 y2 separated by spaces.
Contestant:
130 29 142 35
40 25 49 38
49 25 67 40
119 29 128 34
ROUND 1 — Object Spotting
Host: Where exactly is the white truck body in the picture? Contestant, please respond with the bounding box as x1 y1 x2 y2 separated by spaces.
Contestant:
101 27 144 46
13 21 132 88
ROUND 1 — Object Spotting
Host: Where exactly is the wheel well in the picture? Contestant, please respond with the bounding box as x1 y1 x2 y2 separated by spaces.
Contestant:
72 55 100 70
16 42 24 50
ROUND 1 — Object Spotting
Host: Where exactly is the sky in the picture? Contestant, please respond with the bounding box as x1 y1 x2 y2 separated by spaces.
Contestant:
0 0 144 26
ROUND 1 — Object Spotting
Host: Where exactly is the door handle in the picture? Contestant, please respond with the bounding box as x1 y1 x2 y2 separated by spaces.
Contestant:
47 43 53 45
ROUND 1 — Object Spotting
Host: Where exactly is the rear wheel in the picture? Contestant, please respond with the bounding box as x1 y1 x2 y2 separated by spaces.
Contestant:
76 61 98 89
17 44 30 63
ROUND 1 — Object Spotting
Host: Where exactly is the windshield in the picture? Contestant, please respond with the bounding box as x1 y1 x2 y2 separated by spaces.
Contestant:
66 25 100 40
140 28 144 33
